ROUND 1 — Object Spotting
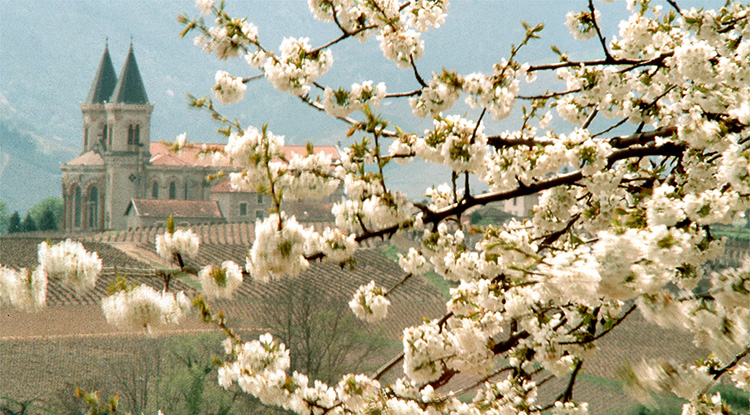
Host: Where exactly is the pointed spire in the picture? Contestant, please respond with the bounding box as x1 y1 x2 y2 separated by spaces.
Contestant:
111 43 149 105
85 42 118 104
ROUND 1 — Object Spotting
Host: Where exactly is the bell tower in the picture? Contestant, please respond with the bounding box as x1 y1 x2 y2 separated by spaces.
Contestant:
103 42 154 230
81 42 117 153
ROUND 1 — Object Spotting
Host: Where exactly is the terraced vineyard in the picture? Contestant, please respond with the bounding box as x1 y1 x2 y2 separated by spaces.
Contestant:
0 236 446 411
1 228 742 414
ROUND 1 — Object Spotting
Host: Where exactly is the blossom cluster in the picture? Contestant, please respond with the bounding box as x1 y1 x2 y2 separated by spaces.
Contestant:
194 16 258 60
101 285 192 332
264 37 333 97
322 81 386 118
246 213 314 282
0 266 46 312
156 229 201 263
212 70 247 104
198 261 243 299
38 239 102 292
2 239 104 311
348 280 390 322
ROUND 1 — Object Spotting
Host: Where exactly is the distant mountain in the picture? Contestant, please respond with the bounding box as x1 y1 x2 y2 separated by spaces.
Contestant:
0 111 77 213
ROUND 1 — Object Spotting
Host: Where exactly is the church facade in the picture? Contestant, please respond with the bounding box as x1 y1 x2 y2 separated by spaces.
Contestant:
62 44 338 232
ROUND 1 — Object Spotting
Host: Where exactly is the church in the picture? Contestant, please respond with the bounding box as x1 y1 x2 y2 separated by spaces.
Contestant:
61 44 338 232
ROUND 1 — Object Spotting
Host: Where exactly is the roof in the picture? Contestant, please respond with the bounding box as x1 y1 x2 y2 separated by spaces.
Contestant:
110 44 149 105
85 45 118 105
64 150 105 166
149 142 339 168
208 178 235 193
150 142 228 167
125 199 224 219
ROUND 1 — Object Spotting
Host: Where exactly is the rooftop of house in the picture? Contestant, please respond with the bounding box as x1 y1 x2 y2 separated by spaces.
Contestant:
148 142 340 168
125 198 224 219
64 151 106 166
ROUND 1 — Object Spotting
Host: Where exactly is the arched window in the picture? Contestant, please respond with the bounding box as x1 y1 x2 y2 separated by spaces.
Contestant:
84 126 89 148
88 187 99 229
74 187 82 228
169 182 177 200
152 181 159 198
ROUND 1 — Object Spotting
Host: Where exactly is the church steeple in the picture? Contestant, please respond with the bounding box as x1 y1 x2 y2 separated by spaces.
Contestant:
85 42 118 105
110 42 149 104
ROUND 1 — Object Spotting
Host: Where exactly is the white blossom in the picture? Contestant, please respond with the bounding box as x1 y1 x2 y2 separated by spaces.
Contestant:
198 261 243 299
0 266 46 312
213 70 247 104
246 213 312 281
264 37 333 96
378 26 424 69
195 0 215 16
349 280 390 322
565 10 601 40
398 248 429 275
101 285 191 332
37 239 101 293
156 229 200 263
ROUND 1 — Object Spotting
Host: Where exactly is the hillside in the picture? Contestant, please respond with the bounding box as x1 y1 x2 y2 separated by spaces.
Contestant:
0 118 76 212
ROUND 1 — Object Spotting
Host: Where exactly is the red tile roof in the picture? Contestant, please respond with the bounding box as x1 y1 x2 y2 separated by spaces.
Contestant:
125 199 224 219
64 151 105 166
208 178 235 193
149 142 339 168
149 142 227 167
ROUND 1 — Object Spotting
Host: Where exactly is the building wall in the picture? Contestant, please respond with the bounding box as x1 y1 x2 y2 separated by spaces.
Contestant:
502 194 540 218
209 191 273 222
61 167 106 232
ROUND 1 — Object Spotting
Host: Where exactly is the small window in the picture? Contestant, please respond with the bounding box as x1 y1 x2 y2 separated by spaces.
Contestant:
169 182 177 199
239 203 248 217
152 181 159 198
128 125 134 145
84 127 89 148
134 124 140 144
257 194 264 204
184 182 189 199
255 210 264 219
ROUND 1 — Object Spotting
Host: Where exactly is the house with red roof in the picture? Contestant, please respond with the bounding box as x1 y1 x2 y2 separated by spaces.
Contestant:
61 44 338 232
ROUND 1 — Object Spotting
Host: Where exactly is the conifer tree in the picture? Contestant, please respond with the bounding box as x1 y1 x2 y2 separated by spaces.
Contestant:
38 207 58 231
20 213 37 233
7 211 21 233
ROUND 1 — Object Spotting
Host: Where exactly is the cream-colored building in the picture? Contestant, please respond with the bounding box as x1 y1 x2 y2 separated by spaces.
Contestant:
62 44 338 232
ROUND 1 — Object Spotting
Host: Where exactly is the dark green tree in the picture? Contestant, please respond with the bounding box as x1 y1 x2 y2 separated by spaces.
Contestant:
8 211 21 233
20 213 37 232
38 207 58 231
0 201 9 233
28 197 63 230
